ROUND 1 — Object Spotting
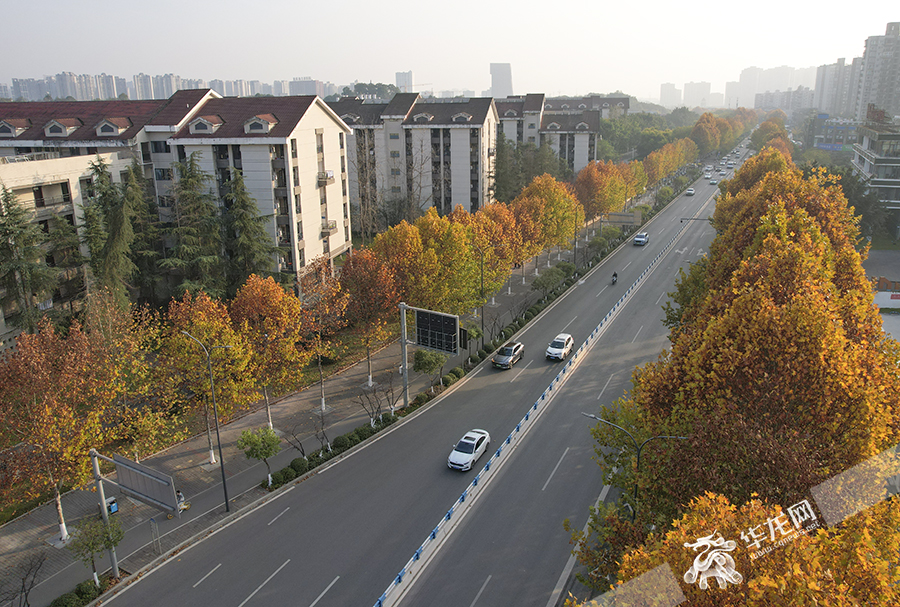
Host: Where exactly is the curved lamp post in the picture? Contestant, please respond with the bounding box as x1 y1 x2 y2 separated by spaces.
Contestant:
581 412 688 522
182 331 231 512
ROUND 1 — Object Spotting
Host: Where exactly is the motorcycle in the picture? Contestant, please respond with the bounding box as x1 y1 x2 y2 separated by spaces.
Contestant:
611 274 618 285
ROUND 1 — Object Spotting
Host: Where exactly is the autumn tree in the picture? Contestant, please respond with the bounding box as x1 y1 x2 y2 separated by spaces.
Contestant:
156 291 255 462
159 152 225 298
300 256 349 427
370 220 431 307
230 274 309 429
339 249 399 387
0 185 56 333
222 169 279 297
0 317 122 541
66 515 124 587
516 174 584 261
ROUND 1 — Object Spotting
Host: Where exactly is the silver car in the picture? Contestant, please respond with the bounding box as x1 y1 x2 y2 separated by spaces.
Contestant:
492 341 524 369
448 430 491 471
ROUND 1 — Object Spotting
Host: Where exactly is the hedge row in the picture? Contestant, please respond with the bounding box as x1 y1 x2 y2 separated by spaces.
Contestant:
49 579 110 607
262 414 399 491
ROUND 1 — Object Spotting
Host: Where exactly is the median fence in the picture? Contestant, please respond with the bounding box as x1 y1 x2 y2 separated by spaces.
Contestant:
373 217 696 607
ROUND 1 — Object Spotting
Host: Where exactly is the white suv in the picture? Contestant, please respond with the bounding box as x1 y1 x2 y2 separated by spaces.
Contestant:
546 333 574 361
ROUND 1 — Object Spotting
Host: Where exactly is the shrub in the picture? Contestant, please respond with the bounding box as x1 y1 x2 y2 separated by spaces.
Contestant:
76 580 101 602
413 392 430 406
557 261 575 276
291 458 309 476
451 366 464 378
332 435 350 451
491 338 501 349
306 453 323 469
528 306 539 316
442 374 457 386
270 470 284 487
477 348 488 360
50 592 82 607
356 424 377 441
379 413 398 427
347 433 361 447
524 312 533 321
280 466 297 482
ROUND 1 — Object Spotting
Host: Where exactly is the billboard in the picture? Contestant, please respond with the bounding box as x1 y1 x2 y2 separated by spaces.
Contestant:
415 309 459 355
113 453 178 512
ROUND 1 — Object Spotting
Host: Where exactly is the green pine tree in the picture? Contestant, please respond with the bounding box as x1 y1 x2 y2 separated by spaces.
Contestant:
124 160 164 306
46 215 85 318
159 152 224 298
222 169 279 297
0 185 56 333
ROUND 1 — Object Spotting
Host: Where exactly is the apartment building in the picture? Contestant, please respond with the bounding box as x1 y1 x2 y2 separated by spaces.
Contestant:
855 23 900 121
495 93 545 146
853 120 900 227
0 90 351 351
328 93 498 220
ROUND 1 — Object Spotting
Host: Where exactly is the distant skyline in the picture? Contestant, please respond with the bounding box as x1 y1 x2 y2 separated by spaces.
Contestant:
3 1 896 101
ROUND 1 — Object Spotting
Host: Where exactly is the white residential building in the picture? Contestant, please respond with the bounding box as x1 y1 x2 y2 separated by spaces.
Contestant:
328 93 498 219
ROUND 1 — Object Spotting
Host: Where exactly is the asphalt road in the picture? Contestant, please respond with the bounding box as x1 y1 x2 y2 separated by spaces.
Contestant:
101 164 730 607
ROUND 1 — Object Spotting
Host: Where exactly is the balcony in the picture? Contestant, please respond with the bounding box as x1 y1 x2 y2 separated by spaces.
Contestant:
321 219 338 237
271 157 286 170
317 170 335 187
0 152 61 164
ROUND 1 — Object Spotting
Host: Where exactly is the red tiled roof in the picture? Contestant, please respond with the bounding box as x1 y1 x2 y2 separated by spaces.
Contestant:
0 98 171 141
103 117 132 128
197 115 224 126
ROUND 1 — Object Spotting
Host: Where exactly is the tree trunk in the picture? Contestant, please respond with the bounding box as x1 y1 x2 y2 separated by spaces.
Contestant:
263 384 273 430
53 482 69 542
366 341 373 387
204 401 216 464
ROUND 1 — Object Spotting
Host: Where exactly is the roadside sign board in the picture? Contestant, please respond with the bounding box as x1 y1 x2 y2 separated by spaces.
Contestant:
415 309 459 355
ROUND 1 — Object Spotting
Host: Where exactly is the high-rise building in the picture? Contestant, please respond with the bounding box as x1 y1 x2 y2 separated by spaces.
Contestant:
133 73 154 100
97 74 117 100
115 77 128 99
290 78 324 97
209 79 225 96
490 63 513 99
683 82 711 108
855 22 900 120
724 81 740 108
396 71 414 93
659 83 682 108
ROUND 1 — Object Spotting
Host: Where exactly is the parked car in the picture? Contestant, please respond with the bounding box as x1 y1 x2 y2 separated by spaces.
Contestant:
448 429 491 471
633 232 649 246
546 333 574 361
492 341 524 369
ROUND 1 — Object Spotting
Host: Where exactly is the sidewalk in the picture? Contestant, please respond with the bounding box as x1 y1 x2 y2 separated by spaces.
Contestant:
0 236 604 607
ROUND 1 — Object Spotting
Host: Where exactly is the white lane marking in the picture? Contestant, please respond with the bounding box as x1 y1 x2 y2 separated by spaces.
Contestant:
596 285 608 297
655 290 667 306
511 360 533 382
268 507 290 526
238 559 290 607
597 374 615 400
542 447 570 491
562 316 578 331
469 575 492 607
309 576 340 607
632 326 643 343
622 261 632 270
192 563 221 588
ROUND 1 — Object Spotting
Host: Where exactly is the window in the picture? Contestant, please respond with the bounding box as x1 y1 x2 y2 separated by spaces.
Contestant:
528 123 535 129
391 169 401 176
291 138 297 158
101 124 115 133
389 133 400 140
194 122 208 130
49 125 62 134
155 168 173 181
86 147 97 155
151 141 171 154
390 151 400 158
391 186 401 193
249 122 264 131
0 124 10 135
339 133 344 149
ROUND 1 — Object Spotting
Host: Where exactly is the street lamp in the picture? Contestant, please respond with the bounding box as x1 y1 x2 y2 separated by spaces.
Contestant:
182 331 231 512
581 412 688 522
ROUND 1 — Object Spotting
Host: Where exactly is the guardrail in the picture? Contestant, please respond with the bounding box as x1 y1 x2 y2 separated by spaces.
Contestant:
373 214 698 607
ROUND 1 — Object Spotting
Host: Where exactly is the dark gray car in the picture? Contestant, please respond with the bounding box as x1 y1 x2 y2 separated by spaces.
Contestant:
492 341 524 369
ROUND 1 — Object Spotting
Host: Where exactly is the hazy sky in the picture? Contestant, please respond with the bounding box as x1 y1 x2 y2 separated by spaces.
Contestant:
3 1 896 101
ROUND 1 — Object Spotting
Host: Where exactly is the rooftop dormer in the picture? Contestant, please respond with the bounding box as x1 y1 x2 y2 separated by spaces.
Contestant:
243 113 278 134
95 117 131 137
0 119 29 138
44 118 82 137
189 115 224 135
413 113 433 123
452 112 472 123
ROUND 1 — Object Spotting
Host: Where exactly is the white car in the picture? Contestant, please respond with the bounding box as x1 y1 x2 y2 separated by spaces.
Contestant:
546 333 574 361
633 232 649 246
448 429 491 471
